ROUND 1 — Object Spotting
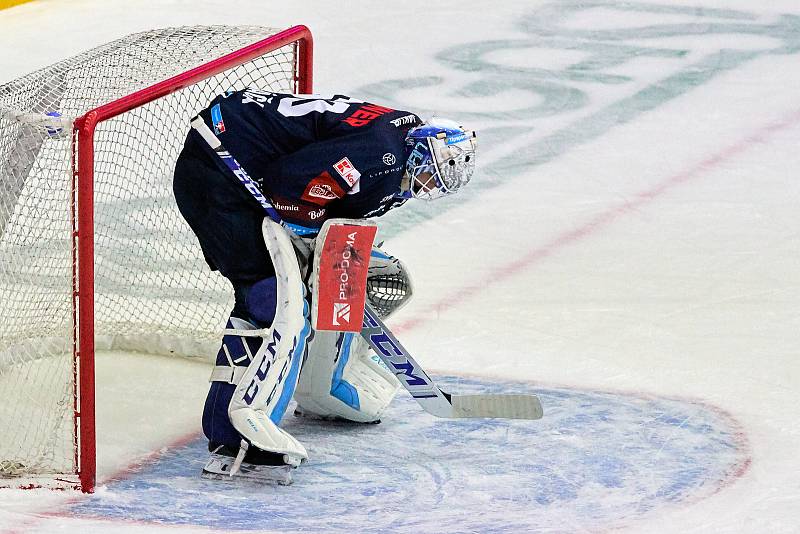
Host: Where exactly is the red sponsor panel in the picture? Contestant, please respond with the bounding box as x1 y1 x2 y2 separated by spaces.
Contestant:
301 171 346 206
315 222 377 332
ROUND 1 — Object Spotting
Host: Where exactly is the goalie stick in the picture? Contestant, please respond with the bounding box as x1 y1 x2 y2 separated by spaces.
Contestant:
190 116 543 420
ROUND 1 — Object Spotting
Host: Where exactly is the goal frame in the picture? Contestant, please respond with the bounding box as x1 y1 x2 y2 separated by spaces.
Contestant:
69 25 313 493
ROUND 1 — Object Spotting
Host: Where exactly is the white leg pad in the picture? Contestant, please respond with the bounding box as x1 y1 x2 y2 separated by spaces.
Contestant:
227 218 309 463
228 407 307 465
295 331 400 423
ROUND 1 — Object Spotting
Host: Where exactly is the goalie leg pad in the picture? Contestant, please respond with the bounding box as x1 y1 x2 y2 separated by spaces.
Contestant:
203 316 263 449
296 245 411 423
294 330 400 423
205 219 310 467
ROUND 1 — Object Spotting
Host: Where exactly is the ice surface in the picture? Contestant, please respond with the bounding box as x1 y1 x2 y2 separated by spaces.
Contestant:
1 0 799 532
71 378 749 533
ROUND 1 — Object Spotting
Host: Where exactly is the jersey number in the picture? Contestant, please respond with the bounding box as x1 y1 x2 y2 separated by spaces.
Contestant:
277 94 363 117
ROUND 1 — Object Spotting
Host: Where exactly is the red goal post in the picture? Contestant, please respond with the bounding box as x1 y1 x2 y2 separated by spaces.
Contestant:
0 25 313 493
72 24 313 495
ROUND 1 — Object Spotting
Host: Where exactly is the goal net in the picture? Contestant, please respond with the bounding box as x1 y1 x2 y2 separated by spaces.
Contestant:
0 25 312 492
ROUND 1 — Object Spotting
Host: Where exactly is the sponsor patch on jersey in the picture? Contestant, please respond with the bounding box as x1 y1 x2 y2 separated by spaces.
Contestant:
302 171 346 206
273 196 327 223
389 114 418 128
342 103 395 128
333 157 361 188
210 104 225 134
273 199 300 212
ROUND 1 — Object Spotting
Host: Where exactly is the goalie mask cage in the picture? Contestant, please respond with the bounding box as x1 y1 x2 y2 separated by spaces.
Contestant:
0 25 313 493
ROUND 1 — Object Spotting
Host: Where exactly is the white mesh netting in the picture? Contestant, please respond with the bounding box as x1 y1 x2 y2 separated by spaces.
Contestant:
0 26 301 480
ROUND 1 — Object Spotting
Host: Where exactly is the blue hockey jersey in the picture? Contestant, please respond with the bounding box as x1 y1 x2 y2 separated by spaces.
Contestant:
190 90 421 233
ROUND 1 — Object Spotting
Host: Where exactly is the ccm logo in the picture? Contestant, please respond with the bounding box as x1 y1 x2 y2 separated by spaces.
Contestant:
367 330 428 387
242 330 281 405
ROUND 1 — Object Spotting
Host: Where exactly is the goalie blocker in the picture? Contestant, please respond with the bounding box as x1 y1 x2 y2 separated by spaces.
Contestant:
296 219 406 423
311 219 377 333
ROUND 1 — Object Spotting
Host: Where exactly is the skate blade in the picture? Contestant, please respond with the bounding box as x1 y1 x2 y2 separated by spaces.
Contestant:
202 457 294 486
201 466 294 486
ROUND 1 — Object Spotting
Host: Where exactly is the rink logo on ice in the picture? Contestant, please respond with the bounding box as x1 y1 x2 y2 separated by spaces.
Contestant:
357 2 800 204
211 104 225 134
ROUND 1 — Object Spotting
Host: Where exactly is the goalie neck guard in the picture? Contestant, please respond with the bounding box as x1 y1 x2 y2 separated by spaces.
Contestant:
400 118 477 201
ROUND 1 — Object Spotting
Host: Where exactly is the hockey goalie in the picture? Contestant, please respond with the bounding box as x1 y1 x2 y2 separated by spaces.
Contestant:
172 90 477 484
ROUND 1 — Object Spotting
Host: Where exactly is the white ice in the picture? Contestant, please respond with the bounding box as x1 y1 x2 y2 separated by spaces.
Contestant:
1 0 799 532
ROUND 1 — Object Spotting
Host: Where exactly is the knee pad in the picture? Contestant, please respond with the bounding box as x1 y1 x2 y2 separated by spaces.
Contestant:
232 277 278 327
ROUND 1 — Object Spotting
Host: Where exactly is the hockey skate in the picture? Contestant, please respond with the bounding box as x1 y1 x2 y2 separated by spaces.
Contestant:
201 441 303 486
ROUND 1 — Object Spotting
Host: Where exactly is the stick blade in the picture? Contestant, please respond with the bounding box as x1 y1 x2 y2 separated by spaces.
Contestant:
450 394 544 420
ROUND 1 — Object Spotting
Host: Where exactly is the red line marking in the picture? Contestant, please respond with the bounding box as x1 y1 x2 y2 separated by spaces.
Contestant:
1 430 204 533
393 109 800 334
95 430 203 485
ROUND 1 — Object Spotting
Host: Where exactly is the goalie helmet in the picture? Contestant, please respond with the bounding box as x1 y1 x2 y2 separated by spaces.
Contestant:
400 118 477 200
